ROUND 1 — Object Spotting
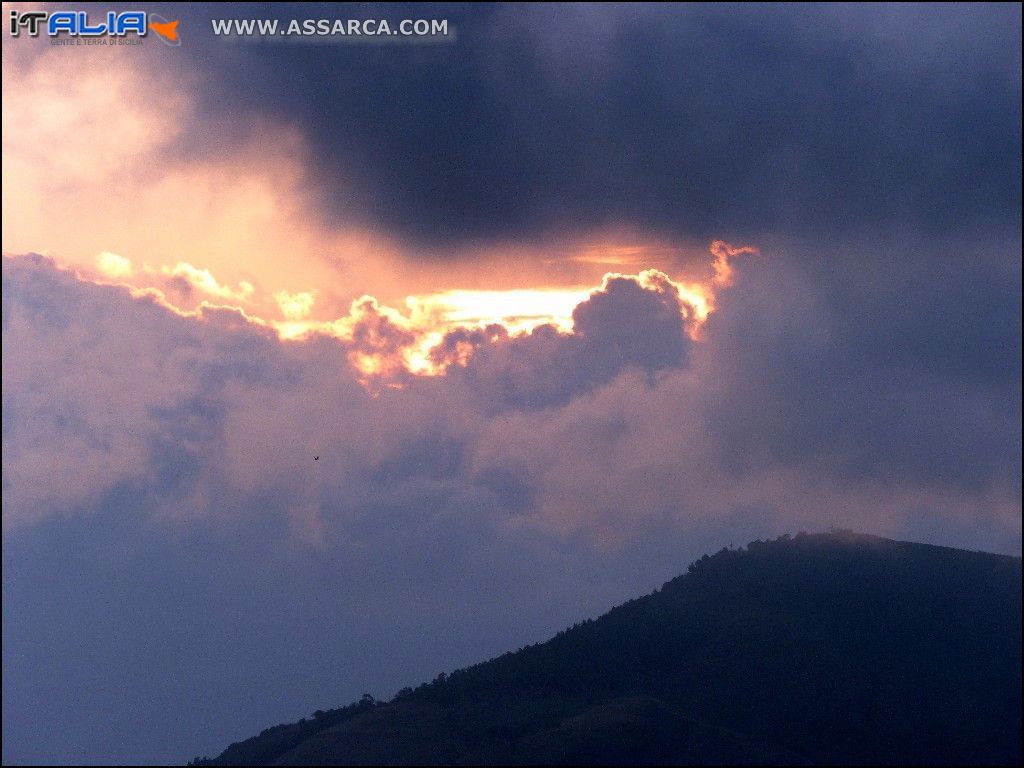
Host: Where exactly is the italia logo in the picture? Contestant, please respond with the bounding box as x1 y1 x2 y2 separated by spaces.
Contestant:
8 10 181 45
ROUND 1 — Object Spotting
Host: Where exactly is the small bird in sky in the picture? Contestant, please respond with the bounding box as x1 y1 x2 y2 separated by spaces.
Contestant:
314 456 319 461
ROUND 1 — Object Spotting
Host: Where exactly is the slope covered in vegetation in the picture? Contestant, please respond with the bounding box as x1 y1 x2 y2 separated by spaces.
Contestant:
195 532 1022 765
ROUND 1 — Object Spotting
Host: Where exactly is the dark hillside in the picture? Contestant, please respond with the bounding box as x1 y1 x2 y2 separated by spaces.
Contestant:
195 532 1022 765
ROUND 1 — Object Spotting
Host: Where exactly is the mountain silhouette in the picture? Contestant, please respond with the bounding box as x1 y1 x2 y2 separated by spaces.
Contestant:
192 531 1021 765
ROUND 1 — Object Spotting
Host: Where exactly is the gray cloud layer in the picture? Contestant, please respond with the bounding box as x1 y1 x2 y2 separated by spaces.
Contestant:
3 244 1019 762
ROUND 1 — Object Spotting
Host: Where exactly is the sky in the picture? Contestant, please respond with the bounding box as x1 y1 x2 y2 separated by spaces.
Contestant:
2 2 1021 764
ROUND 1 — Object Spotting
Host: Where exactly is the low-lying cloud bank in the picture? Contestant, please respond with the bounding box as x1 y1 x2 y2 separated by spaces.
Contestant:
5 249 1017 542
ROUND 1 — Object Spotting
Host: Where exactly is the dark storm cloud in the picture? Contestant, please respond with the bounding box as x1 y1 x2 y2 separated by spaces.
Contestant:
695 239 1022 493
161 2 1021 249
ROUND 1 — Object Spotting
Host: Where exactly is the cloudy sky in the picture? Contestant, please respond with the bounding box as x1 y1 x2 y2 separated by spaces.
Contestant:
2 3 1021 764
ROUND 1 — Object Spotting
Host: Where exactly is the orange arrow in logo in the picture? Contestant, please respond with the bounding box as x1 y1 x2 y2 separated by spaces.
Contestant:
150 19 179 42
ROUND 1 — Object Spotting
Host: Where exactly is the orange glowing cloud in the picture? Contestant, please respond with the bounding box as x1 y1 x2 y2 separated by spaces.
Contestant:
3 28 760 387
157 262 255 302
2 36 416 319
406 287 592 334
72 241 757 384
95 251 133 279
275 290 317 320
710 239 760 287
3 36 762 355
